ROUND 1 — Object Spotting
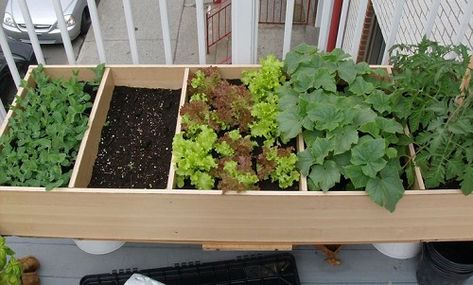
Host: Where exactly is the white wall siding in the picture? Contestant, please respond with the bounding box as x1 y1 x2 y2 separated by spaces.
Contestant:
371 0 395 41
341 1 359 53
372 0 473 50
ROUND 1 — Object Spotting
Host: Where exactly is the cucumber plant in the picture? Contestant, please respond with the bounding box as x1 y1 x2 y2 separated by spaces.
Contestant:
279 44 411 211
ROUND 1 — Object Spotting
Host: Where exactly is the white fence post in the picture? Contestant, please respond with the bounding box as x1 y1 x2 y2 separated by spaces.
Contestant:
87 0 107 63
52 0 76 64
282 0 295 59
0 99 5 123
318 0 334 52
382 0 405 64
122 0 139 64
0 29 21 87
232 0 259 64
423 0 440 38
351 0 368 59
195 0 206 64
17 0 45 64
158 0 173 64
335 0 350 48
453 0 473 45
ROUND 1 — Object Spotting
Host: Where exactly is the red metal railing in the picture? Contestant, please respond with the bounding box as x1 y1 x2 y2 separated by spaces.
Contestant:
206 0 232 54
259 0 314 25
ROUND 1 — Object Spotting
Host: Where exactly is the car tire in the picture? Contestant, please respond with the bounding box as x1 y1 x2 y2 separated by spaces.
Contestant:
80 8 91 35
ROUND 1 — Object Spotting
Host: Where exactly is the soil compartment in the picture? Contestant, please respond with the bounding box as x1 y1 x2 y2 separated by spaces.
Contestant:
89 86 180 189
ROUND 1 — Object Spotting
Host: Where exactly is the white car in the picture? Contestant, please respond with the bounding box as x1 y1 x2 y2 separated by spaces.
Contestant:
2 0 91 44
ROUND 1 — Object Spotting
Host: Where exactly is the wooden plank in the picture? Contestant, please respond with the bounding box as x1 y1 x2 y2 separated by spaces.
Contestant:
202 242 293 251
110 66 188 89
0 188 472 243
69 68 115 187
167 68 189 189
0 67 33 138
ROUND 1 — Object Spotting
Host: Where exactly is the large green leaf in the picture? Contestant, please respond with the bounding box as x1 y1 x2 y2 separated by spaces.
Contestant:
338 61 358 84
296 149 315 176
365 162 404 212
313 68 337 93
351 137 387 178
308 137 334 165
351 137 385 165
307 102 344 131
348 77 375 95
308 160 341 191
277 109 302 143
332 126 359 155
366 90 392 113
343 164 370 189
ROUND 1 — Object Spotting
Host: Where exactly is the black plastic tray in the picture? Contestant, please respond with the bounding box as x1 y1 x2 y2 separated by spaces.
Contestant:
80 253 300 285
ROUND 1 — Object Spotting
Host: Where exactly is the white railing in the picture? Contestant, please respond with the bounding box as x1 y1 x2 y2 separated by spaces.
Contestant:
1 0 473 123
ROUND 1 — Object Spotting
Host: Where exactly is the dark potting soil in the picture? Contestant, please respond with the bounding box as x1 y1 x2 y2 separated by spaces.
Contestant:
88 86 180 189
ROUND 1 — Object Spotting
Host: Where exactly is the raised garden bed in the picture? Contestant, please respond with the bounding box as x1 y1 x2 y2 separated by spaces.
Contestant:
0 64 472 248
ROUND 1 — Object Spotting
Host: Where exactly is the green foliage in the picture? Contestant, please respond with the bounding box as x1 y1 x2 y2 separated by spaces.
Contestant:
257 146 299 188
281 45 408 211
172 125 217 189
0 237 22 285
172 57 299 191
390 38 473 194
222 160 259 189
0 65 102 190
243 55 285 142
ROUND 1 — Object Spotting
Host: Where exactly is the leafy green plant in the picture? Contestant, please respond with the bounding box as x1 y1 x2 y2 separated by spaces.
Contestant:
257 145 299 188
0 65 103 190
172 56 299 191
242 55 284 142
0 237 22 285
172 125 217 189
390 38 473 194
279 44 411 211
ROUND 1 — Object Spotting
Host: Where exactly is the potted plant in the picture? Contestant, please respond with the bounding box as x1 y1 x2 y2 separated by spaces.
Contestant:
0 236 21 285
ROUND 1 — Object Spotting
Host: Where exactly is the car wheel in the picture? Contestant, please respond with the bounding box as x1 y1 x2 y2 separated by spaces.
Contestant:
80 8 91 35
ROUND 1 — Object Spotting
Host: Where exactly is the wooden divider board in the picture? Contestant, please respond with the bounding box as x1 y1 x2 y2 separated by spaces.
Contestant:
0 188 472 244
0 65 472 246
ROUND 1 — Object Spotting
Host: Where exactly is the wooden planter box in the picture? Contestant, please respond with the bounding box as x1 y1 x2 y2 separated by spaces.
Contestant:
0 65 472 250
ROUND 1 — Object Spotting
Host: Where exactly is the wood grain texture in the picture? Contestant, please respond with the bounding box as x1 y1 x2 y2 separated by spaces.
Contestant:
69 68 115 187
0 188 472 243
167 68 189 189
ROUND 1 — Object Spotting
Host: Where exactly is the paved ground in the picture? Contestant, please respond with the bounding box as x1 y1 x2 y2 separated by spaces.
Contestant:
77 0 317 64
0 0 317 65
8 237 432 285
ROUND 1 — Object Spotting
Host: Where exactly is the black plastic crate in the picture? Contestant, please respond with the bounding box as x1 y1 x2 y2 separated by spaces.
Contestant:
80 253 300 285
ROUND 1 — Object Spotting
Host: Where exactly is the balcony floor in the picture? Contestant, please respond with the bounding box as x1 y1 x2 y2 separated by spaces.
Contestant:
9 237 473 285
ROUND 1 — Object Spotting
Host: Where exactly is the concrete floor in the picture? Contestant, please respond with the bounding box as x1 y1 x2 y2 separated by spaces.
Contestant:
76 0 318 64
8 237 430 285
